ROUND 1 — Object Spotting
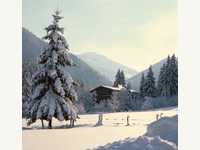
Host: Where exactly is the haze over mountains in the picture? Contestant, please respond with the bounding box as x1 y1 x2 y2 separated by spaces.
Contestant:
79 52 138 82
23 27 168 90
78 52 168 91
22 27 111 88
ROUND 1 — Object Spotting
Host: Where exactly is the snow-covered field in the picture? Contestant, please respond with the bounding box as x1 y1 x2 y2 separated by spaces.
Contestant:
22 107 177 150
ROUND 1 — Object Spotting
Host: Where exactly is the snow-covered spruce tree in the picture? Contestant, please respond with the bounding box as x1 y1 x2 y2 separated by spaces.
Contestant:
144 66 156 97
169 54 178 96
113 69 121 87
119 70 126 87
113 69 126 87
26 11 78 128
22 63 32 118
139 73 146 97
157 54 178 97
77 87 95 113
165 55 171 96
22 61 38 118
157 63 167 96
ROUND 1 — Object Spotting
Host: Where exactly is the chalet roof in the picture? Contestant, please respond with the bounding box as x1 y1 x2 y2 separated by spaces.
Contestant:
129 89 140 93
90 85 122 92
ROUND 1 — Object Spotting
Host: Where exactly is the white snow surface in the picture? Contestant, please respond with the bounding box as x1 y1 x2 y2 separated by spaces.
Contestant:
23 107 177 150
146 115 178 145
93 114 178 150
94 136 177 150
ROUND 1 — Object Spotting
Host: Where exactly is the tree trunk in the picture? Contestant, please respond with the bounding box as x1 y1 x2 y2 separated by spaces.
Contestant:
48 119 52 129
96 113 103 126
41 119 44 129
126 115 130 126
70 119 74 128
72 120 74 127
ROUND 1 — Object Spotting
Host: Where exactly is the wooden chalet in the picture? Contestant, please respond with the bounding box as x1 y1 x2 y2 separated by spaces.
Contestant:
90 85 122 103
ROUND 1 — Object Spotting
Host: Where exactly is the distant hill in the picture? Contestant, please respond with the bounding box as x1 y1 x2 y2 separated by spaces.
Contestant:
22 28 47 61
78 52 138 82
127 58 167 91
22 27 112 89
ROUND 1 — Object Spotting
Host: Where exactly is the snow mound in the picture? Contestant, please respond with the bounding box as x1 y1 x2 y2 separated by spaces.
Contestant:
146 115 178 145
94 136 177 150
92 115 178 150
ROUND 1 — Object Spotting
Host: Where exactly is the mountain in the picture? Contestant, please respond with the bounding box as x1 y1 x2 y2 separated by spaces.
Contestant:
22 28 47 61
127 58 167 91
78 52 138 82
22 27 112 89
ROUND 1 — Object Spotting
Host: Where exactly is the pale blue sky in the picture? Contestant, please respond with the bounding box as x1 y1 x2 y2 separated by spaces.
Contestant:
23 0 177 71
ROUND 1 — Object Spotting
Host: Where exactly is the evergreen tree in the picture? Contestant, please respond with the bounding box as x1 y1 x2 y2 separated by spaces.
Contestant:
22 63 32 118
157 54 178 97
22 61 38 118
120 70 126 87
169 54 178 96
139 73 146 97
113 69 121 87
26 11 78 128
113 69 126 87
144 66 156 97
165 55 171 96
157 63 167 96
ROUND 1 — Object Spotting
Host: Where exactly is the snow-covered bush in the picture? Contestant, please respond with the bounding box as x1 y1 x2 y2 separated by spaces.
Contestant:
118 90 143 111
141 97 154 110
76 87 95 113
152 96 178 108
141 96 178 110
118 90 132 111
107 92 120 112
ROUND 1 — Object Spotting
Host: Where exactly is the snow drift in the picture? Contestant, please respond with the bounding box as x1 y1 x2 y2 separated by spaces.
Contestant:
93 115 178 150
146 115 178 145
94 136 177 150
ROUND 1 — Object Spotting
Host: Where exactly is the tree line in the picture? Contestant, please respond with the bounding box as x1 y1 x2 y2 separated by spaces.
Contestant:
140 54 178 98
91 54 178 112
72 54 178 113
113 69 126 87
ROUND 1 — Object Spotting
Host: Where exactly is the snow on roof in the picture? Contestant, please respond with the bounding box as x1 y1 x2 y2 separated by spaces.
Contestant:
129 89 139 93
90 85 122 92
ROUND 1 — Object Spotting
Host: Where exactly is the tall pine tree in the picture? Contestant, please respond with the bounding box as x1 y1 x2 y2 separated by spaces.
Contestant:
113 69 126 87
113 69 121 87
139 73 146 97
26 10 78 128
144 66 156 97
120 70 126 87
157 63 167 96
157 54 178 97
165 55 171 96
169 54 178 96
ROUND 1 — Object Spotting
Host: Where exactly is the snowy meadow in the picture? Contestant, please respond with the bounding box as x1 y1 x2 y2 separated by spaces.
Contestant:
23 107 177 150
